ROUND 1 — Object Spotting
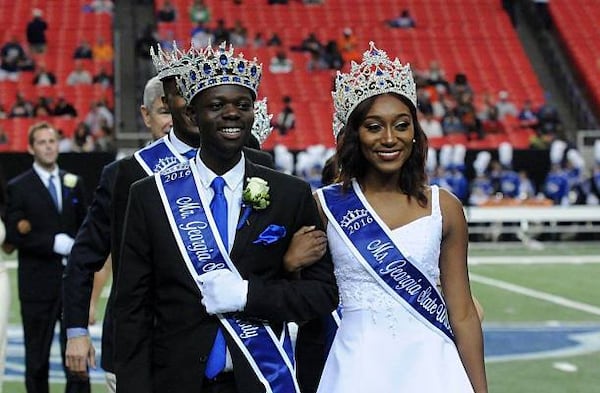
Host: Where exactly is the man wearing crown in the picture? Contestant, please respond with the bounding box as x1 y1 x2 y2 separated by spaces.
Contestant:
113 42 338 393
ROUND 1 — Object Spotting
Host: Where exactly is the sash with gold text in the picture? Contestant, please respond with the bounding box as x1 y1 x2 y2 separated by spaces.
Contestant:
318 180 454 342
155 161 300 393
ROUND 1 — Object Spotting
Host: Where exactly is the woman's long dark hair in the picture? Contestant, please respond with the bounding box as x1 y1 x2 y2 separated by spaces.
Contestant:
335 93 429 207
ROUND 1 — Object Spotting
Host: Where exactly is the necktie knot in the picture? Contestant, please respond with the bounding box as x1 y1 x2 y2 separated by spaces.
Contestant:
211 176 226 196
183 149 196 160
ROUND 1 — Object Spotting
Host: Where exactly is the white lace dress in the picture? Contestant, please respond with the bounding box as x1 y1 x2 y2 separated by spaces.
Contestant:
317 186 474 393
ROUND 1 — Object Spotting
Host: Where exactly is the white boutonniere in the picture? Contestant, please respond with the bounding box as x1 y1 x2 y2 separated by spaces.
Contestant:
63 173 78 188
243 177 270 210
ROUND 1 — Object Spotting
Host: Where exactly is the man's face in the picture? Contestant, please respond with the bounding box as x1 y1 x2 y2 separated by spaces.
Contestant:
191 85 254 160
162 77 200 142
28 127 59 169
140 96 172 140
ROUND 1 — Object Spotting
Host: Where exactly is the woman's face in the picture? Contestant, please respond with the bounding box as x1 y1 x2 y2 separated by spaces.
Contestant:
358 94 415 176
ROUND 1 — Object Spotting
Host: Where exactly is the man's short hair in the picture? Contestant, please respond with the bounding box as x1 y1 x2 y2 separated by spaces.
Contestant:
28 121 55 146
143 76 165 110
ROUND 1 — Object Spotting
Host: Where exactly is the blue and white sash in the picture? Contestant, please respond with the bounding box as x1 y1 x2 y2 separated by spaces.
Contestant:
134 135 186 175
155 161 300 393
318 180 454 342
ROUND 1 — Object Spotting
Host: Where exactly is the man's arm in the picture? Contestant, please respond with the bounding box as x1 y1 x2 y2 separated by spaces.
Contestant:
63 163 116 374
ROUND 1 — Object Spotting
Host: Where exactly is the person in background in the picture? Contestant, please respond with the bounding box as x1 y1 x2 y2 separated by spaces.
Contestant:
5 122 89 393
26 8 48 54
63 75 172 393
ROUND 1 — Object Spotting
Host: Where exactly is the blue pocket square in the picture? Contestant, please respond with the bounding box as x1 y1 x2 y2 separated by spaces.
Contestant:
253 224 287 245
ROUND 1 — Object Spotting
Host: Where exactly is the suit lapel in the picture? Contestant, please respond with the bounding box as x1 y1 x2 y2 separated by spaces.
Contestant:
230 162 262 264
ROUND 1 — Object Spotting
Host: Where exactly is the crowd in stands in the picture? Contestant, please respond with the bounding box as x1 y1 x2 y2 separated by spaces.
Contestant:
0 2 116 152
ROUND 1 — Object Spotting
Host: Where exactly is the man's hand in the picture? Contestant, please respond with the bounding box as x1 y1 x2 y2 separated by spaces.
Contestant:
283 225 327 272
198 270 248 314
17 219 31 235
65 335 96 378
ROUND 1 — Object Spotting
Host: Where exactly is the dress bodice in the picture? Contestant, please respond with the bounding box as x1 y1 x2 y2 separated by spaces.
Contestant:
328 186 442 315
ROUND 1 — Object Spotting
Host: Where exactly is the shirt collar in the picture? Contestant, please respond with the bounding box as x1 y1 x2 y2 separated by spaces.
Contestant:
33 162 59 183
168 128 195 154
196 152 246 193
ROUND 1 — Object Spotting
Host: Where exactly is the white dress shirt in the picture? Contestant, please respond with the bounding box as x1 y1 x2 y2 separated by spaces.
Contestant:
33 162 62 211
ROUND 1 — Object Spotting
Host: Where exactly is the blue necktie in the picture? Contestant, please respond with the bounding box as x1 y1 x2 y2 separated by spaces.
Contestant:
205 176 228 378
183 149 196 160
47 175 60 211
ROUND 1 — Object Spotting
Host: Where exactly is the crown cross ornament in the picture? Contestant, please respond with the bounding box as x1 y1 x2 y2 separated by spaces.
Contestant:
251 98 273 146
150 41 198 80
176 41 263 105
332 41 417 139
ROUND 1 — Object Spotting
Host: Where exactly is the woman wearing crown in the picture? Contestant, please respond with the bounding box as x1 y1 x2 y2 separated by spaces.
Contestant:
313 42 487 392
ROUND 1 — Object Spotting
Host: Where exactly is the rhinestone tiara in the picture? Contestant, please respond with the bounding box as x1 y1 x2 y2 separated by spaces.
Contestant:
332 41 417 139
150 41 197 80
176 41 262 105
252 98 273 146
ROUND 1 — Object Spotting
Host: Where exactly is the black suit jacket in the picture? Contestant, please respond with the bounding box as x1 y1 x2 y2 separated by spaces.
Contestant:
113 160 338 393
6 169 87 302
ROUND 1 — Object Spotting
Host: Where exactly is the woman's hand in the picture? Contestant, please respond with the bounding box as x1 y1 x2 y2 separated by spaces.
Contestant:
283 225 328 272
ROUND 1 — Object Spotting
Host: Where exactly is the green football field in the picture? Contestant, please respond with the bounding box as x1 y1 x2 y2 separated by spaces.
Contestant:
3 241 600 393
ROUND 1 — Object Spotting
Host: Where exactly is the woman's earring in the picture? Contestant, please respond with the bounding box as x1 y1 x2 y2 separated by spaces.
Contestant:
412 138 416 143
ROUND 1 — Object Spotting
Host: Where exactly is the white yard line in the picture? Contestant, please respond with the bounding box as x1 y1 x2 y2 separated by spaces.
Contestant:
470 274 600 316
469 255 600 265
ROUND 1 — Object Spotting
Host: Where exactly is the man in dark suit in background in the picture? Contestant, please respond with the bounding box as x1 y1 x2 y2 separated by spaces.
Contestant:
62 75 173 392
113 42 337 393
5 122 89 393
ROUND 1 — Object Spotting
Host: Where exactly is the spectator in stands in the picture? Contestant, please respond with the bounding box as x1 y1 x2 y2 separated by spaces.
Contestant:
337 27 361 63
268 0 289 4
252 32 265 48
0 103 7 119
419 109 443 138
267 32 283 47
482 106 506 135
92 36 114 63
66 60 93 85
71 122 95 152
73 40 93 59
424 60 448 89
9 93 33 118
229 20 248 47
53 96 78 117
93 126 115 152
517 99 539 129
190 22 212 49
93 65 113 88
212 19 231 46
57 129 73 152
457 91 483 140
135 24 159 61
0 126 8 145
387 9 416 29
84 101 114 136
33 96 53 117
321 40 344 70
274 95 296 135
85 0 114 14
0 36 27 81
495 90 518 120
441 108 466 136
157 0 177 22
291 32 322 55
269 50 293 73
189 0 211 24
32 64 57 86
26 8 48 54
449 73 473 98
307 50 328 71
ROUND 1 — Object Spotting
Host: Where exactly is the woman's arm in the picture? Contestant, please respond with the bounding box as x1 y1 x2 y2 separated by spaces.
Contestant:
439 189 488 393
